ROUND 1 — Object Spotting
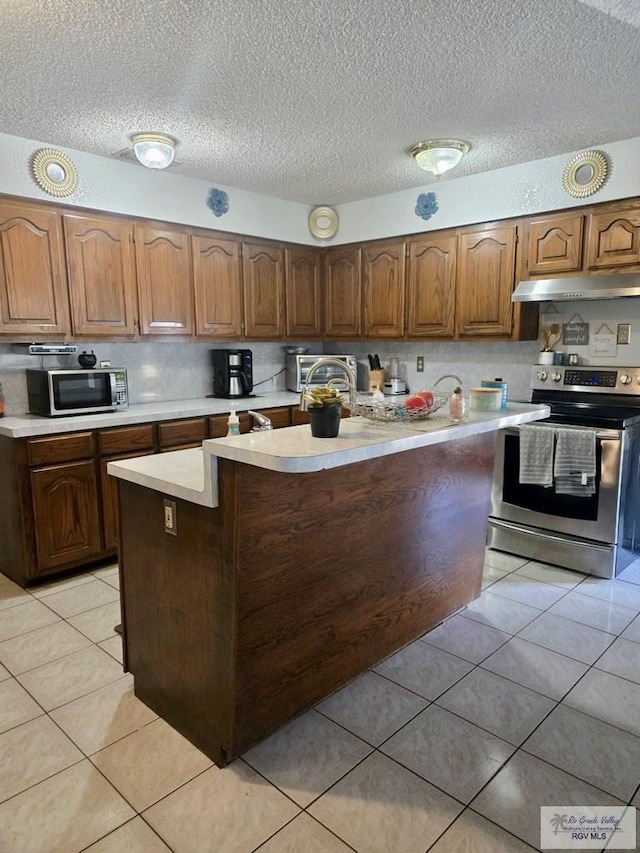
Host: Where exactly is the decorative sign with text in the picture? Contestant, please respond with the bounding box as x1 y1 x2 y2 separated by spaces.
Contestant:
589 323 617 358
563 321 590 346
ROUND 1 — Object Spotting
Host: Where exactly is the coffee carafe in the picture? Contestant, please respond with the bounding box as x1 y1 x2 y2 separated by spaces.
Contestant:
212 349 253 398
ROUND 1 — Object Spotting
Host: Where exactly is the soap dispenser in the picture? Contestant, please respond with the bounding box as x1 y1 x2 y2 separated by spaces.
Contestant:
227 410 240 436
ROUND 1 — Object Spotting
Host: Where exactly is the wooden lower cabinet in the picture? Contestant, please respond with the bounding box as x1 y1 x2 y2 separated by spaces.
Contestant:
1 405 301 586
30 460 102 574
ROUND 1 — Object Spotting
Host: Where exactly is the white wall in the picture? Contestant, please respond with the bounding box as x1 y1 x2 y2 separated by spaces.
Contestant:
335 137 640 244
0 132 311 244
3 131 640 246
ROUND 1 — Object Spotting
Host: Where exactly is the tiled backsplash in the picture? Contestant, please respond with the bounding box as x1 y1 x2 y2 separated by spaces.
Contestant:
0 338 542 416
0 341 307 416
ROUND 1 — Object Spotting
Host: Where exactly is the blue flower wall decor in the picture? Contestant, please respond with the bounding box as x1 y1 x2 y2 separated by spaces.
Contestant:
207 188 229 217
415 192 439 221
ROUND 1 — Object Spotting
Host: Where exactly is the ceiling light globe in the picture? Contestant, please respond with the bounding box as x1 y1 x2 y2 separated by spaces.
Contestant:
410 139 470 177
131 133 176 169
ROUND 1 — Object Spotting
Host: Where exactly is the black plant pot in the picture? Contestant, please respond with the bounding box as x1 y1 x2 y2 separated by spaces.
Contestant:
308 405 341 438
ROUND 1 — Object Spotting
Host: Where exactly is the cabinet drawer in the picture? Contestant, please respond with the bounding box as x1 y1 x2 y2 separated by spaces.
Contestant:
98 424 156 456
27 432 95 467
208 414 253 438
157 418 207 448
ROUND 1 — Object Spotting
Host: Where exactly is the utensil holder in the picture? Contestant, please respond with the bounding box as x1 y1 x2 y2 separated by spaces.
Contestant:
369 369 385 392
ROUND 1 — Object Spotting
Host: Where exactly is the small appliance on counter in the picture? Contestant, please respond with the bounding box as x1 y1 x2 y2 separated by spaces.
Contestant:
212 349 253 398
383 378 407 395
382 356 407 395
286 353 356 392
26 368 128 417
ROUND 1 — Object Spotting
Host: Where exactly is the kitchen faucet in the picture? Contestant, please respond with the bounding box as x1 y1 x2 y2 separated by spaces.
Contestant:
299 358 357 412
248 410 273 431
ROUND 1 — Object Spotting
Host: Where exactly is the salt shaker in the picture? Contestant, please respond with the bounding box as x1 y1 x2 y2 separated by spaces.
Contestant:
449 386 465 421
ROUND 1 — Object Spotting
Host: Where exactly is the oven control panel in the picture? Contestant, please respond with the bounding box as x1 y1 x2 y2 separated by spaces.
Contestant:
532 365 640 394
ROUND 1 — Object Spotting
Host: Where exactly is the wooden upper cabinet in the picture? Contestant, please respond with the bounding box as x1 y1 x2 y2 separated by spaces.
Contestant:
192 233 243 338
63 212 137 336
586 207 640 270
456 224 517 338
406 233 456 338
134 222 193 335
324 245 362 338
362 240 405 338
523 213 584 277
285 246 322 338
0 200 70 336
242 241 285 339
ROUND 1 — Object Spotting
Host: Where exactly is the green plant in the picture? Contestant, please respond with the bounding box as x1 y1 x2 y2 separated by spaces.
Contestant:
305 386 344 407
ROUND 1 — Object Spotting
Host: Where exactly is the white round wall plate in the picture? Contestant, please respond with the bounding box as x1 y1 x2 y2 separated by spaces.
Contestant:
31 148 78 197
308 206 339 240
562 150 608 198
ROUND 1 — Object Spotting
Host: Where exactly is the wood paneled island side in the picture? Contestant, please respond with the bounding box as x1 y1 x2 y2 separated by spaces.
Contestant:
109 405 548 765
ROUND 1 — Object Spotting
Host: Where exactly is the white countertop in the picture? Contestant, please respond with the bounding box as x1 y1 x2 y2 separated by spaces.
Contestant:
0 392 302 438
107 403 549 508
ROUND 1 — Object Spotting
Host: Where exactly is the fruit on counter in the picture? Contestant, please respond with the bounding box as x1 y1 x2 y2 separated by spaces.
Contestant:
415 390 434 408
405 393 431 411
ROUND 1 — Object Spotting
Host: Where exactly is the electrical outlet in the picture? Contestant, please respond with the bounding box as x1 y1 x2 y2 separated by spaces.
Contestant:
417 356 424 372
617 323 631 345
163 499 177 535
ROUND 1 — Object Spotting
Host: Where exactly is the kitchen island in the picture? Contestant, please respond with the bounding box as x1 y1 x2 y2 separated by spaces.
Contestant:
109 403 548 765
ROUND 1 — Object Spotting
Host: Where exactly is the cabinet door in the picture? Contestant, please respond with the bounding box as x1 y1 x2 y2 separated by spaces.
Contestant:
523 213 584 276
31 460 102 573
63 212 138 336
135 223 193 335
406 233 456 337
193 233 243 338
362 240 405 338
242 241 285 339
285 247 322 338
456 224 517 338
0 200 70 336
324 246 362 338
586 208 640 269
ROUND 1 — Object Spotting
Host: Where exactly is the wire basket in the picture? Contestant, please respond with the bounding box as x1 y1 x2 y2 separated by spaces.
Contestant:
347 390 449 423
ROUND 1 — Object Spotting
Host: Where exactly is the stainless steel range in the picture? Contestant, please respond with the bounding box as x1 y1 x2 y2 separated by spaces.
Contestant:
488 364 640 578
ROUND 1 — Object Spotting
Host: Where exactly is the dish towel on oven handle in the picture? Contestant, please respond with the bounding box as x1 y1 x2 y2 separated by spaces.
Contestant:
553 427 597 496
518 424 555 487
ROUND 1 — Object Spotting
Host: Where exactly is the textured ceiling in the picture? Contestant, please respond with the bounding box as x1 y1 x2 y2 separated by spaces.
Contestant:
1 0 640 205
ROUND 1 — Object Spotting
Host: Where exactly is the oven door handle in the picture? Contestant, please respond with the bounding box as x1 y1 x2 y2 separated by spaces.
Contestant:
488 518 614 553
504 426 621 441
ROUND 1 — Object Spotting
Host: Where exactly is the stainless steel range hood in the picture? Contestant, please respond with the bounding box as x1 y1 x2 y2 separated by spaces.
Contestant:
512 274 640 302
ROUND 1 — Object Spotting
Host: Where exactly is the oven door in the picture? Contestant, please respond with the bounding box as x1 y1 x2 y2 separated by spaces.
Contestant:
490 424 623 543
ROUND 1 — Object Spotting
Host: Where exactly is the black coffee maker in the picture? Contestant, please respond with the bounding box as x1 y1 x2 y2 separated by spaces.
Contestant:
211 349 253 398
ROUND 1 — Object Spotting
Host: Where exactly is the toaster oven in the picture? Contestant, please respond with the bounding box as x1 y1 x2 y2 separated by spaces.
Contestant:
286 354 357 392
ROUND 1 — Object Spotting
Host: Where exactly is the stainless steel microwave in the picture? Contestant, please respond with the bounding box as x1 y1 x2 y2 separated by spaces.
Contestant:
285 354 357 392
26 368 128 417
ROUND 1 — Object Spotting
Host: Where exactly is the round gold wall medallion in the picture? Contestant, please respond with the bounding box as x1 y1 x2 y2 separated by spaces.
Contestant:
31 148 78 197
562 150 608 198
308 206 339 240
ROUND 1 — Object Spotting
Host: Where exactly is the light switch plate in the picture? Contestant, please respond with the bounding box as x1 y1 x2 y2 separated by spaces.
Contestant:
617 323 631 345
163 499 177 535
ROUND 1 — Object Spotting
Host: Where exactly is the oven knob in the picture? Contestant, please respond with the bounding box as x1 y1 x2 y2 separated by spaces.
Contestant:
536 371 548 381
551 371 561 382
620 374 632 385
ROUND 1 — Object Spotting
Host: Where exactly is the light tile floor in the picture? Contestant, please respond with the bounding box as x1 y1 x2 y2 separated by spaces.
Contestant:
1 552 639 852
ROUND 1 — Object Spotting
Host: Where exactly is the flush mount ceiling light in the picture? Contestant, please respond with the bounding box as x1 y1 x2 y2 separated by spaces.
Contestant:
131 132 176 169
409 139 470 178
